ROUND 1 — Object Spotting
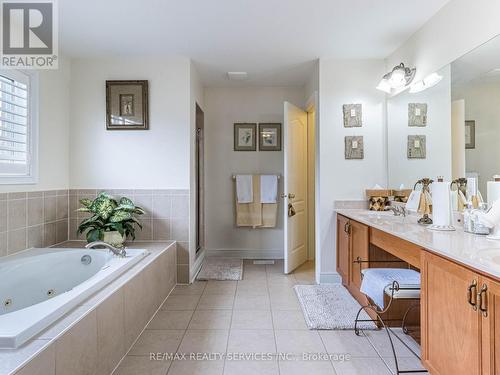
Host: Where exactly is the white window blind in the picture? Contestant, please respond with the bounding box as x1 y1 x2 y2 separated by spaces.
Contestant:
0 70 37 183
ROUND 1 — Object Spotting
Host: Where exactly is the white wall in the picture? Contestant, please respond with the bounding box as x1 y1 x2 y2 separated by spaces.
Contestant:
318 59 387 282
69 57 191 189
387 65 452 188
0 58 71 192
387 0 500 83
453 81 500 200
204 86 304 258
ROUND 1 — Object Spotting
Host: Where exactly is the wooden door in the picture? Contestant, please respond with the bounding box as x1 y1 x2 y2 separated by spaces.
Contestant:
481 276 500 375
349 220 369 290
283 102 308 273
336 215 350 285
421 251 482 375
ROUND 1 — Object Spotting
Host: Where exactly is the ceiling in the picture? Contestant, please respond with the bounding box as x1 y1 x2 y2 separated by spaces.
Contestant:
60 0 450 87
452 35 500 86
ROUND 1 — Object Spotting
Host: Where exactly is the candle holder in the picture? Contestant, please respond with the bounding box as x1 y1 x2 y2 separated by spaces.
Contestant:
414 178 434 225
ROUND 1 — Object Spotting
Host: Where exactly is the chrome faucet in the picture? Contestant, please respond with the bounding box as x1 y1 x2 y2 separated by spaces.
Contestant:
85 241 127 257
388 205 408 217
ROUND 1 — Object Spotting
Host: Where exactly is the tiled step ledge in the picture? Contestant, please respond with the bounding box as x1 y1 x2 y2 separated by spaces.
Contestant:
0 240 177 375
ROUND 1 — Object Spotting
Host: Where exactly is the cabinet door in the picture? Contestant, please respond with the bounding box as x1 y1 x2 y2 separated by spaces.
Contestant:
481 277 500 375
421 252 482 375
349 220 369 289
336 215 350 285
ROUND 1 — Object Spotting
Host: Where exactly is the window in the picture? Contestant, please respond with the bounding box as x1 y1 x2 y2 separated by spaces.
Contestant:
0 70 38 184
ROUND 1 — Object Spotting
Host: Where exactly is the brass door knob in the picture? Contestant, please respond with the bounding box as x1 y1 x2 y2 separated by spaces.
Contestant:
281 193 296 199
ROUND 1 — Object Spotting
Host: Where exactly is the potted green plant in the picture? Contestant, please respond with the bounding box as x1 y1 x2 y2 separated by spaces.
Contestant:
76 192 144 247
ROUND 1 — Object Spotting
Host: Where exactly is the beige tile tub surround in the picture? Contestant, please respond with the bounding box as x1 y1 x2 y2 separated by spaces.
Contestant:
0 241 177 375
0 190 70 258
69 189 190 283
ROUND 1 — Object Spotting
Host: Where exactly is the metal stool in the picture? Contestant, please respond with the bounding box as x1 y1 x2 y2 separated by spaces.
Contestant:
353 264 426 375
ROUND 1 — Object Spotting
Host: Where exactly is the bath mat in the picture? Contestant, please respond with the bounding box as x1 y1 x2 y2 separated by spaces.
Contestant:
294 284 377 330
196 257 243 281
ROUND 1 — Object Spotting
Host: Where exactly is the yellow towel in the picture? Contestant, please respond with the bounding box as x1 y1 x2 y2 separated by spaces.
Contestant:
235 175 278 228
236 175 262 227
262 203 278 228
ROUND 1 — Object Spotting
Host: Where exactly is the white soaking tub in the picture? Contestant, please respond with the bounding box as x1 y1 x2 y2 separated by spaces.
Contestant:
0 247 148 349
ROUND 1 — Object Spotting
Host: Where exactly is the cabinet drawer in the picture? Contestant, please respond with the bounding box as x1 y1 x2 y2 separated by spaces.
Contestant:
370 228 421 268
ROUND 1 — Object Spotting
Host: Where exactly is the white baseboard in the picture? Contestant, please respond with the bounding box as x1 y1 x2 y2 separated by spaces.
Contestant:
206 248 283 259
319 272 342 284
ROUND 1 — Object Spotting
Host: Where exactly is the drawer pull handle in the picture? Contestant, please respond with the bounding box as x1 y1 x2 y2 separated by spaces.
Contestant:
467 280 478 311
478 284 488 317
344 222 351 234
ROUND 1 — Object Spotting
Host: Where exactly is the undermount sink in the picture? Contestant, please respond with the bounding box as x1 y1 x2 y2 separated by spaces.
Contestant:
358 211 406 223
473 248 500 269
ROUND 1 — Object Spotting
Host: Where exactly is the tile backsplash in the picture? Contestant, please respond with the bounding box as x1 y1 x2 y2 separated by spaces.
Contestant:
0 188 190 283
0 190 69 257
69 189 190 283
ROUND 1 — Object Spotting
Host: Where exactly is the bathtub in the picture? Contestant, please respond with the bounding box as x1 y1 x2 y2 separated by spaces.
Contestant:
0 247 149 349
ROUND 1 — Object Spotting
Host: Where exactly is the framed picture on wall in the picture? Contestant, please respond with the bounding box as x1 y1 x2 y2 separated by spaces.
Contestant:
106 80 149 130
234 123 257 151
258 123 281 151
465 120 475 149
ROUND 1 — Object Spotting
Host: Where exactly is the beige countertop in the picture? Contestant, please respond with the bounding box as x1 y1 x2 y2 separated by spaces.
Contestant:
335 209 500 280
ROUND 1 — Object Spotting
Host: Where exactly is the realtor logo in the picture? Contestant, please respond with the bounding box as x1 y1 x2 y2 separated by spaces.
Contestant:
0 0 58 69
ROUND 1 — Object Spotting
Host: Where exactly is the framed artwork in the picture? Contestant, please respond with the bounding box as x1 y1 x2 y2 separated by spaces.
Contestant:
408 103 428 127
345 136 364 159
407 135 426 159
258 123 281 151
234 123 257 151
106 80 149 130
343 104 362 128
465 120 475 149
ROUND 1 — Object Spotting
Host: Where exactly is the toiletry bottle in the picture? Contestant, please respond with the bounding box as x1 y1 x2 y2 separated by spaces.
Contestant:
472 202 490 235
463 201 474 233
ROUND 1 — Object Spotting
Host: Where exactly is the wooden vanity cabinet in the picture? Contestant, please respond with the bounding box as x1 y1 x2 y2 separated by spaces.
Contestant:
336 215 369 289
480 276 500 375
421 251 500 375
336 214 350 285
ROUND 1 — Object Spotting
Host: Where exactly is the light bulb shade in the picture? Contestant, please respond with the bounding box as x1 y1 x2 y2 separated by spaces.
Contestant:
376 78 392 93
424 73 442 87
377 63 416 93
389 67 407 88
409 80 426 93
409 72 443 93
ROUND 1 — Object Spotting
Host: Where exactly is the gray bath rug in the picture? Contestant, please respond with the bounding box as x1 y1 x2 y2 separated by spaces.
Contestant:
294 284 377 330
196 257 243 281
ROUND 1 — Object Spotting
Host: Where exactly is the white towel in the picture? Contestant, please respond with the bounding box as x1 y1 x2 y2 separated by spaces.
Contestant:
260 175 278 203
236 175 253 203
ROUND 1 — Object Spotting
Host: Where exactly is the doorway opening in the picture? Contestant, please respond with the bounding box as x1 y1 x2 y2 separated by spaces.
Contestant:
195 103 205 254
283 95 317 283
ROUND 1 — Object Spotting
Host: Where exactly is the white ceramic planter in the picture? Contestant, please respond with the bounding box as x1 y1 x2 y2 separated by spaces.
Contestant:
103 231 125 247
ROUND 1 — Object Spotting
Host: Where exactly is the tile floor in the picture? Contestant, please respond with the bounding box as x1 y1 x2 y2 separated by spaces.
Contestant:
113 260 426 375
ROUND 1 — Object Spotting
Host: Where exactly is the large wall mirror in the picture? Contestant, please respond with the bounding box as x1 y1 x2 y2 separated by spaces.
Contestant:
451 35 500 202
387 66 452 189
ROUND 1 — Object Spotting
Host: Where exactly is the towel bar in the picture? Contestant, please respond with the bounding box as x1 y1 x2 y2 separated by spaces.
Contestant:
232 174 281 180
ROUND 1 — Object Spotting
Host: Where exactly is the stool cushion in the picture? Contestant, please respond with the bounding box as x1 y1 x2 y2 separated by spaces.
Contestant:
360 268 420 309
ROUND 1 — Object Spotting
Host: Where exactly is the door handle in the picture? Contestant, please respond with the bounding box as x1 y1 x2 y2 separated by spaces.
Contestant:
281 193 296 199
467 280 478 311
478 284 488 317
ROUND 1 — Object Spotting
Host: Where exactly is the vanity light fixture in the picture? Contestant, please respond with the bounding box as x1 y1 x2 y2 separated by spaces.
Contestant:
409 72 443 93
376 63 416 93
